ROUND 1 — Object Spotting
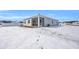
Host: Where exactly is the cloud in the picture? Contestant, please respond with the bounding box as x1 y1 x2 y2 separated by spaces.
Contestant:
47 13 76 21
0 10 9 11
0 11 30 21
0 11 17 17
0 15 30 21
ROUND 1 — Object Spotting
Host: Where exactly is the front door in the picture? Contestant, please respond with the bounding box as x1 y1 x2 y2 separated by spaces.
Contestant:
40 17 44 26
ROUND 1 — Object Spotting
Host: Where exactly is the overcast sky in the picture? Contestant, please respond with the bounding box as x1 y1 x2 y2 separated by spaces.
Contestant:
0 10 79 21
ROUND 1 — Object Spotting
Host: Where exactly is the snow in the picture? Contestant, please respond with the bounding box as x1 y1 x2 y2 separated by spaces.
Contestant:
0 25 79 49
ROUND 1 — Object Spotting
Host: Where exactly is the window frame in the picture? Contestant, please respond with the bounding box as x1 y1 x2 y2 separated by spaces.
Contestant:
28 20 30 23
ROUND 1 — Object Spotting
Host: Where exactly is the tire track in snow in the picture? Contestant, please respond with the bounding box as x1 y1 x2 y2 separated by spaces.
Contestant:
36 28 79 48
40 28 79 43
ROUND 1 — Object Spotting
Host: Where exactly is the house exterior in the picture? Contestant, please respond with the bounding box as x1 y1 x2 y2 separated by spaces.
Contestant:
72 21 79 26
23 14 59 27
63 21 79 26
0 21 19 26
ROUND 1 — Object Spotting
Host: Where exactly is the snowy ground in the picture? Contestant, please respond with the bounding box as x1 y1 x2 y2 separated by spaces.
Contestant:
0 25 79 49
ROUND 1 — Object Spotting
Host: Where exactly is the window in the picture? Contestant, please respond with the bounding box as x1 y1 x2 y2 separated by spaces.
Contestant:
28 20 30 23
40 17 44 26
52 20 53 24
32 17 38 26
40 19 41 25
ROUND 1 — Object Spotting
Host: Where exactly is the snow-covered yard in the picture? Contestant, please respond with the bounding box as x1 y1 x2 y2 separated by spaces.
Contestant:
0 25 79 49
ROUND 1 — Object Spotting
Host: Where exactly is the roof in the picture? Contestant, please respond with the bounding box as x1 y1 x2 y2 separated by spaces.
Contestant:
24 14 58 21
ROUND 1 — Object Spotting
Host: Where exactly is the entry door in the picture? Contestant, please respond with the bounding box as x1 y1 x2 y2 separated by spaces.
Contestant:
40 17 44 26
41 19 44 26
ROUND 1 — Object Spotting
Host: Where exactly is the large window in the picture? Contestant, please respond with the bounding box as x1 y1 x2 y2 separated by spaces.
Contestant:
32 17 38 26
28 20 30 23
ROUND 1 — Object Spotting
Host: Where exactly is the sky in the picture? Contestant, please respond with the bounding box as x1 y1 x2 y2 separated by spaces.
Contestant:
0 10 79 21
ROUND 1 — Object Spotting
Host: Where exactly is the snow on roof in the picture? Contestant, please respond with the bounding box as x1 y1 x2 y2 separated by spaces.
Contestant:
24 14 58 21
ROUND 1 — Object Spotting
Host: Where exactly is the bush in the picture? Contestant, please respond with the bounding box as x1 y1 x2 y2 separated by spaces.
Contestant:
47 24 50 27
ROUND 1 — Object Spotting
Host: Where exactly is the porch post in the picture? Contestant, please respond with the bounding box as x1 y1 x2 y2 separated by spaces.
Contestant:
30 18 32 26
38 15 40 27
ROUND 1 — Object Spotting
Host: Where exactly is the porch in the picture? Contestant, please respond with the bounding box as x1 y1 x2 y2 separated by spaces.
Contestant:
31 17 44 27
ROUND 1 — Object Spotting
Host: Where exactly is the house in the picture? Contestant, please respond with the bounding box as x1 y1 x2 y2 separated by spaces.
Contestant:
0 20 19 26
23 14 59 27
72 21 79 26
63 21 79 26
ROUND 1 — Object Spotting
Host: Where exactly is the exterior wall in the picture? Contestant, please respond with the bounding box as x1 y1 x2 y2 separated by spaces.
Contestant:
52 20 59 26
44 18 52 26
23 15 59 27
44 17 59 26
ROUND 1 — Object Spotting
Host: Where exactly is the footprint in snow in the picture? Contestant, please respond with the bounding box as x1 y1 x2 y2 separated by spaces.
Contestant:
58 33 63 36
38 36 40 38
36 39 39 41
40 46 44 49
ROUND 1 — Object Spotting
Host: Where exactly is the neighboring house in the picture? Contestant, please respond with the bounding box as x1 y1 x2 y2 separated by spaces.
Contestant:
63 21 79 26
63 22 72 25
72 21 79 26
23 14 59 27
0 21 19 26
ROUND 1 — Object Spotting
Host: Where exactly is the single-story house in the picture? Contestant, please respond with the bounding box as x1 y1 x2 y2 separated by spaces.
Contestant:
0 21 19 26
63 21 79 26
72 21 79 26
23 14 59 27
